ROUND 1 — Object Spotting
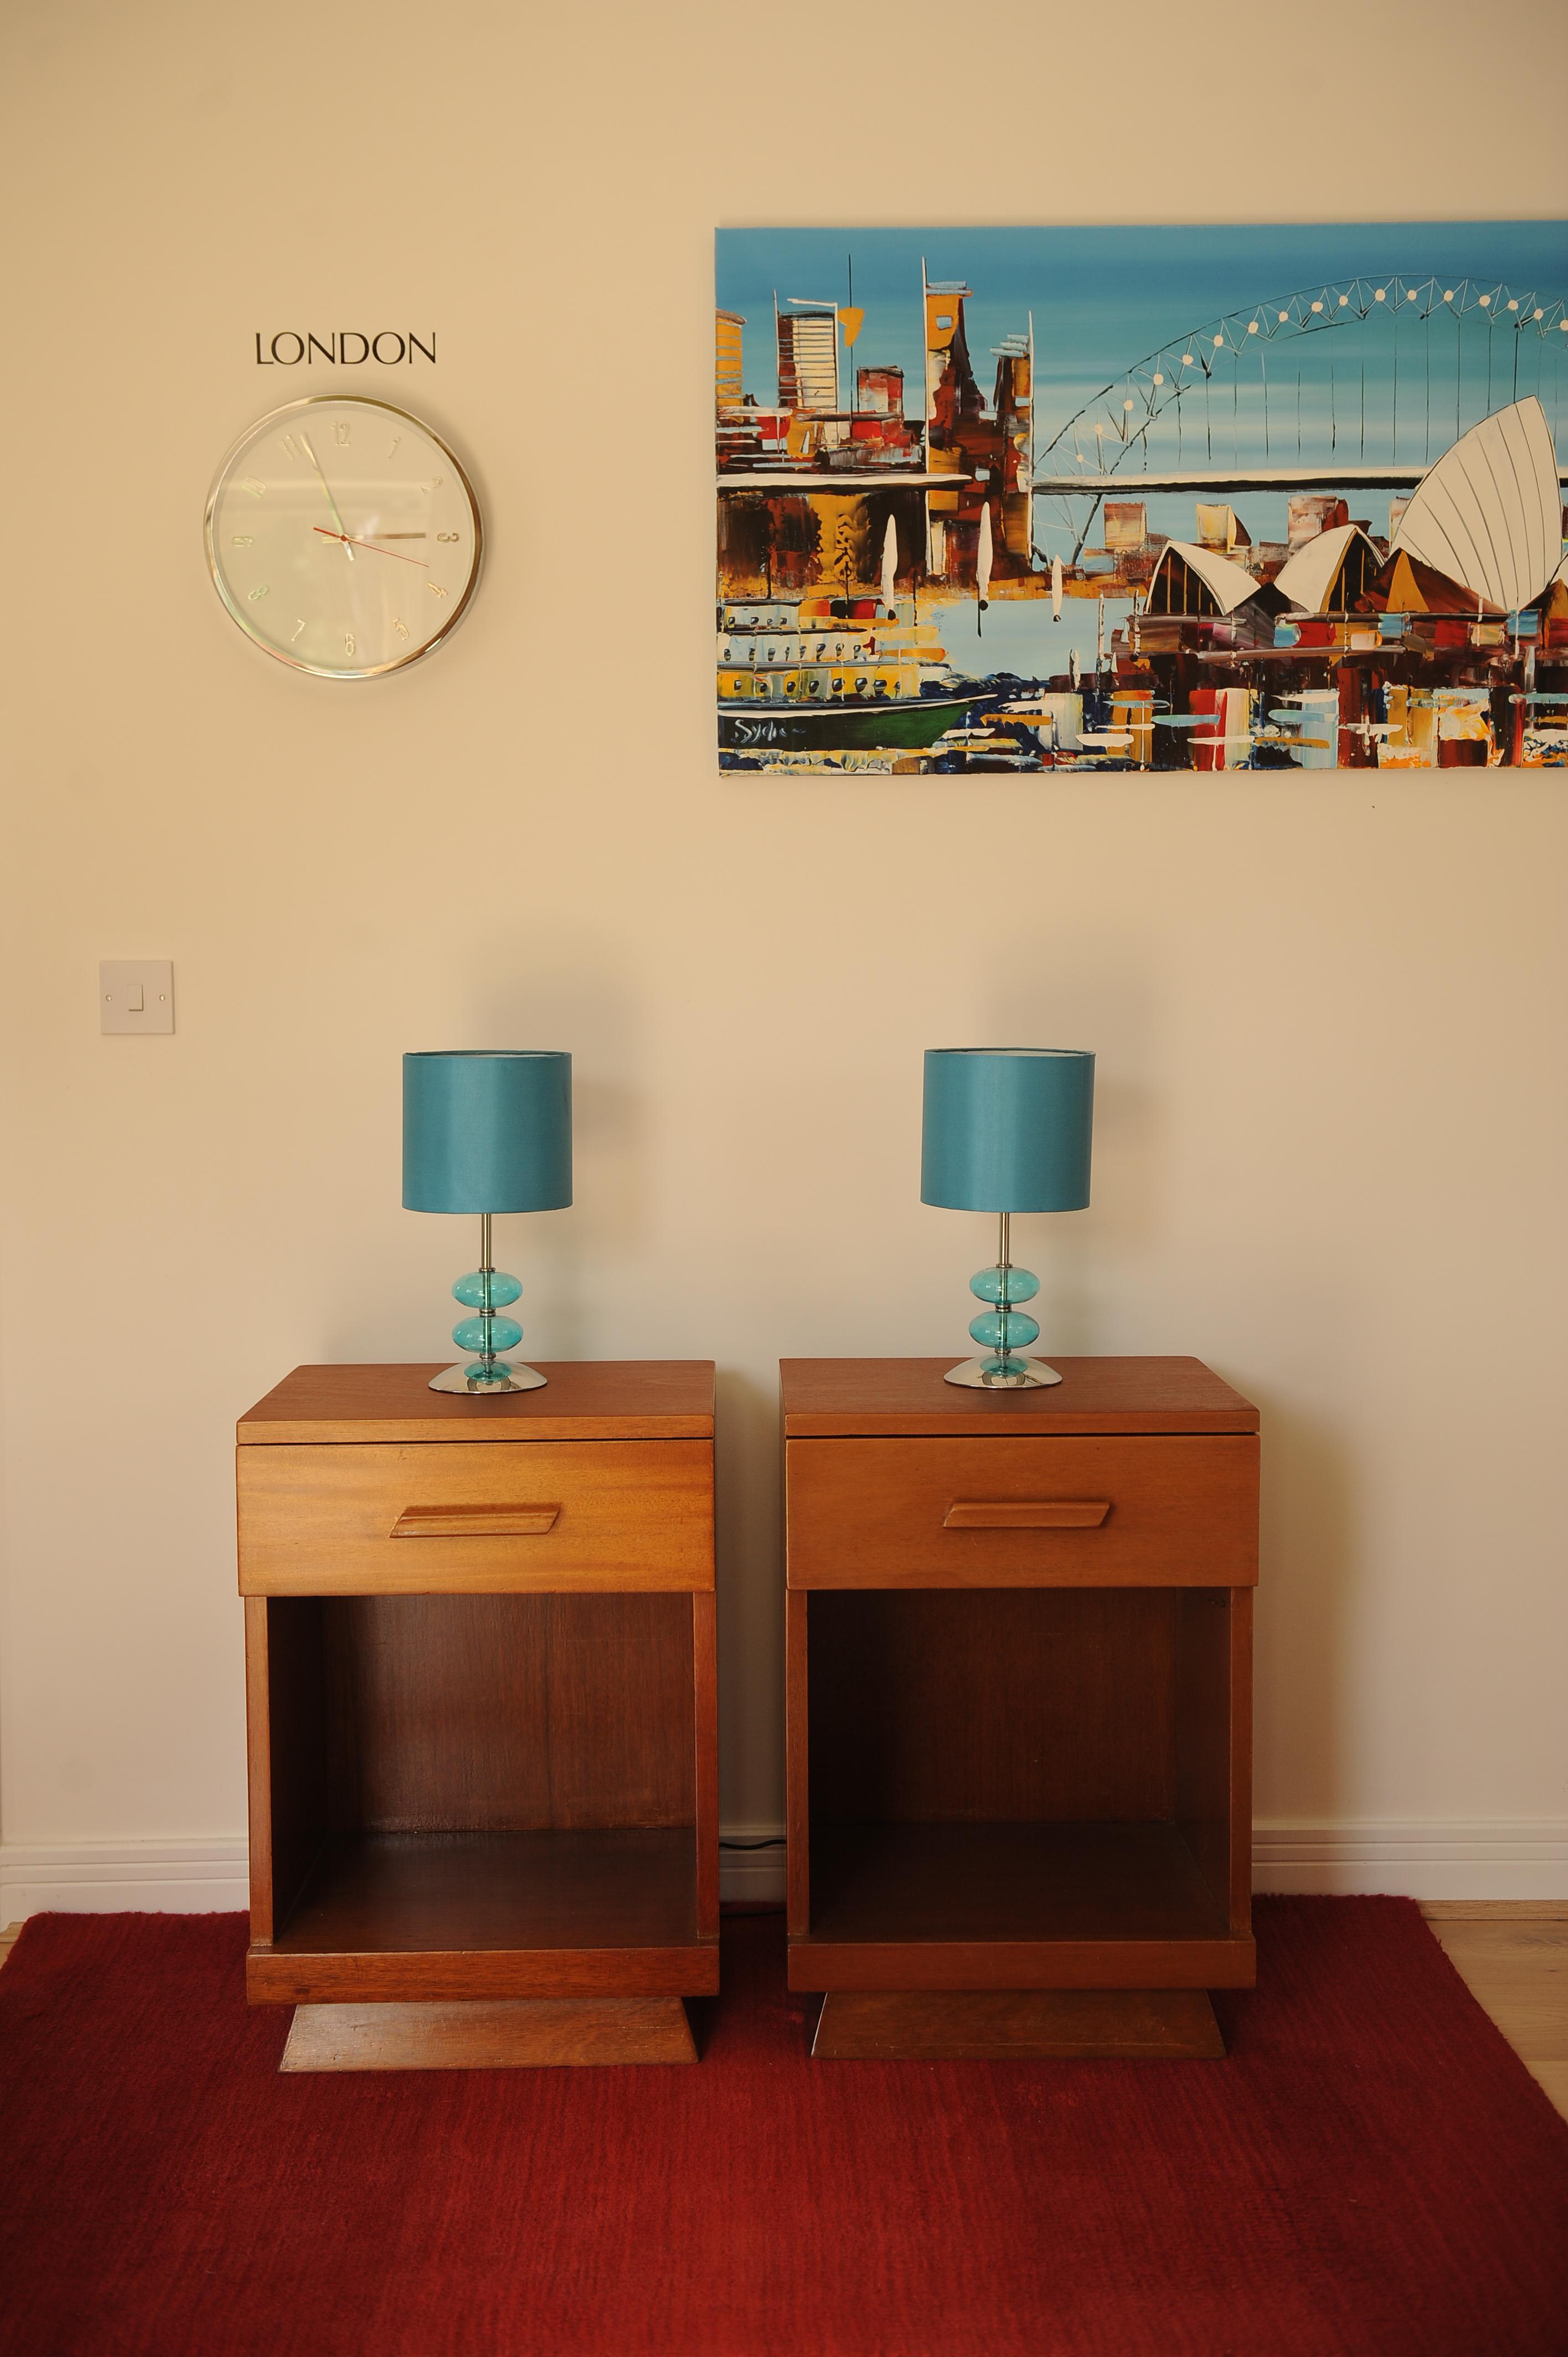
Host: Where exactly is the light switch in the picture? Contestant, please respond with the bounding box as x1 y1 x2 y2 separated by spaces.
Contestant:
100 960 174 1035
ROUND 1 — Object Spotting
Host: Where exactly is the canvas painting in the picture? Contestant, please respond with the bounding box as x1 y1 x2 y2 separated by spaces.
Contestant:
715 224 1568 774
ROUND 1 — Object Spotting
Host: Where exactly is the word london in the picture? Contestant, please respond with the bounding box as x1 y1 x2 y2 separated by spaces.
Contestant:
254 331 435 367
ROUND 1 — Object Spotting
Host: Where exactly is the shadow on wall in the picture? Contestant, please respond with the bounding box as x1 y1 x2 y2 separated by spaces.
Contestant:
1039 1071 1162 1354
483 979 650 1360
714 1365 785 1814
520 1076 649 1357
1250 1385 1358 1829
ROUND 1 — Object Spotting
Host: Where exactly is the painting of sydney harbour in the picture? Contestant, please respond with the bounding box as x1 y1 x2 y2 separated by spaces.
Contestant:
715 223 1568 774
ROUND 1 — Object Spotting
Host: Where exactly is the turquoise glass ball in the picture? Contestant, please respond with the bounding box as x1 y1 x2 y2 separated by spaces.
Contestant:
452 1270 523 1308
968 1264 1040 1305
452 1314 524 1355
968 1308 1041 1352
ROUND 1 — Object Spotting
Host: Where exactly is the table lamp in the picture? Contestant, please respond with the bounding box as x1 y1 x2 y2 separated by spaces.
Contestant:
403 1050 572 1394
921 1048 1094 1389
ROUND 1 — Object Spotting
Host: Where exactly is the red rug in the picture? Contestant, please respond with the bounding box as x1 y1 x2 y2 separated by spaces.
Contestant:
2 1900 1564 2356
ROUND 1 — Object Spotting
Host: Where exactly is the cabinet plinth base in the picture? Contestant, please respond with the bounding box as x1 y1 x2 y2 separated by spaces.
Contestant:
279 1995 697 2072
811 1987 1225 2061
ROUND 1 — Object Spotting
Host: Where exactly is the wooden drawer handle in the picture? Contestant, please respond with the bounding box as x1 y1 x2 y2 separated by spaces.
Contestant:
942 1500 1111 1530
390 1504 561 1538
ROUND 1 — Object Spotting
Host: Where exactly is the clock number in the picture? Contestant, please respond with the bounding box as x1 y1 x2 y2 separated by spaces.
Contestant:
427 580 447 599
279 434 302 460
292 619 306 641
334 420 351 445
393 617 409 639
344 632 355 657
240 477 265 498
230 533 254 547
436 531 460 543
249 584 270 600
386 436 401 457
423 476 443 491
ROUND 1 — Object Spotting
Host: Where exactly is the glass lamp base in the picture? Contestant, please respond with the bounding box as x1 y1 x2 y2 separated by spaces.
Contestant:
429 1361 548 1396
943 1355 1062 1390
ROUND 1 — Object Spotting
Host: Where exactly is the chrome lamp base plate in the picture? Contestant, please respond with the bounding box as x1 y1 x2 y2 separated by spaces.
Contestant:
943 1356 1062 1390
429 1362 548 1396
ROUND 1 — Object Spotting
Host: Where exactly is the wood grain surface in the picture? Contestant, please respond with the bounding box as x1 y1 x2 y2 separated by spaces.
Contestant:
792 1821 1252 1991
806 1588 1183 1824
692 1592 720 1941
1427 1917 1568 2118
324 1592 697 1832
279 1995 698 2070
247 1826 719 2003
245 1595 328 1943
804 1820 1234 1947
1176 1587 1253 1934
239 1439 714 1594
788 1935 1254 1994
780 1357 1259 1437
250 1592 699 1851
811 1987 1225 2060
271 1828 703 1951
250 1942 718 2005
238 1361 716 1445
785 1591 811 1939
786 1434 1258 1589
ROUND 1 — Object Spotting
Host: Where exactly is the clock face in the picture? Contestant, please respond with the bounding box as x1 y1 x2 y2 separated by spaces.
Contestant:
204 396 482 677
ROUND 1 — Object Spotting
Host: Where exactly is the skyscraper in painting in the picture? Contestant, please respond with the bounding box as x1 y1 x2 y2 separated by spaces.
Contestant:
715 311 745 416
776 302 839 416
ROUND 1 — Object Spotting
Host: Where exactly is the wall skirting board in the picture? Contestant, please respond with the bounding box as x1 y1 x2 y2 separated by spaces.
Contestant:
1 1822 1564 1922
0 1840 251 1922
1248 1820 1568 1897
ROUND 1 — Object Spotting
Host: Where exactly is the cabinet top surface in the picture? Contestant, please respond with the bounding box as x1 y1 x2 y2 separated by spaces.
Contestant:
780 1357 1258 1436
237 1362 716 1444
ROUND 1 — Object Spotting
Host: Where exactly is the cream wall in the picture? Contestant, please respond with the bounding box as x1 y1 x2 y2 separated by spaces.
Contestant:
2 0 1565 1901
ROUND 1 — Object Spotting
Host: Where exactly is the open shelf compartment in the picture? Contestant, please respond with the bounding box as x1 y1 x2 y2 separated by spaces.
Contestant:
247 1590 715 2002
791 1586 1251 1990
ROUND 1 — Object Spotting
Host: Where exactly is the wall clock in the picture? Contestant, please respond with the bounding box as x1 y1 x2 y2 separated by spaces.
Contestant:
204 395 482 678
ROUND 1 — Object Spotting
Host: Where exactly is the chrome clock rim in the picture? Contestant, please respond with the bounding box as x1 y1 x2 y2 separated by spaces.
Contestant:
203 393 484 680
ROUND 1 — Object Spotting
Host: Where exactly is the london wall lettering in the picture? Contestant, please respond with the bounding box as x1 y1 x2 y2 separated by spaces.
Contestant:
255 332 436 366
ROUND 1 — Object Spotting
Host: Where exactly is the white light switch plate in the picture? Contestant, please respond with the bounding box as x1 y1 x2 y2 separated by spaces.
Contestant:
100 960 174 1035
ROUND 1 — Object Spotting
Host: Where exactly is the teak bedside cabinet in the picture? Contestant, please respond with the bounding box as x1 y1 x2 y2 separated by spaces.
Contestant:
781 1358 1258 2061
236 1362 718 2070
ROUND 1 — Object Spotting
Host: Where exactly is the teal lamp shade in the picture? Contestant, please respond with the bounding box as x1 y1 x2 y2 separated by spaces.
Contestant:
403 1051 571 1214
921 1049 1094 1212
922 1048 1094 1393
403 1052 571 1397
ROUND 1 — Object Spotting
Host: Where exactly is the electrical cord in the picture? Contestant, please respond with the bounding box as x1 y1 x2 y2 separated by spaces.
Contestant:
718 1836 787 1850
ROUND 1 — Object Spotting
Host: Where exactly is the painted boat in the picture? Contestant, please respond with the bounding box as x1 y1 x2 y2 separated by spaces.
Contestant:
718 592 981 753
719 692 983 752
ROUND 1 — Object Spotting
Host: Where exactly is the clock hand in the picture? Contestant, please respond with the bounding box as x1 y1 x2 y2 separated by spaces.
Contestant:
312 527 429 567
299 434 354 562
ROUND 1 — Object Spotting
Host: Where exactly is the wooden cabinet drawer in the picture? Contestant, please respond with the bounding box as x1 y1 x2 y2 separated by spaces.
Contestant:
786 1435 1256 1589
239 1440 713 1596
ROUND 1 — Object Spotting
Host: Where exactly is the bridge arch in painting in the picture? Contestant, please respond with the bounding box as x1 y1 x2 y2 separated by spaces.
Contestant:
1034 274 1568 502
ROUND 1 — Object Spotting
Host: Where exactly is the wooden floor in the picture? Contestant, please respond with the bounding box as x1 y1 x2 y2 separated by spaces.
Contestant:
1421 1903 1568 2121
1 1907 1564 2118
